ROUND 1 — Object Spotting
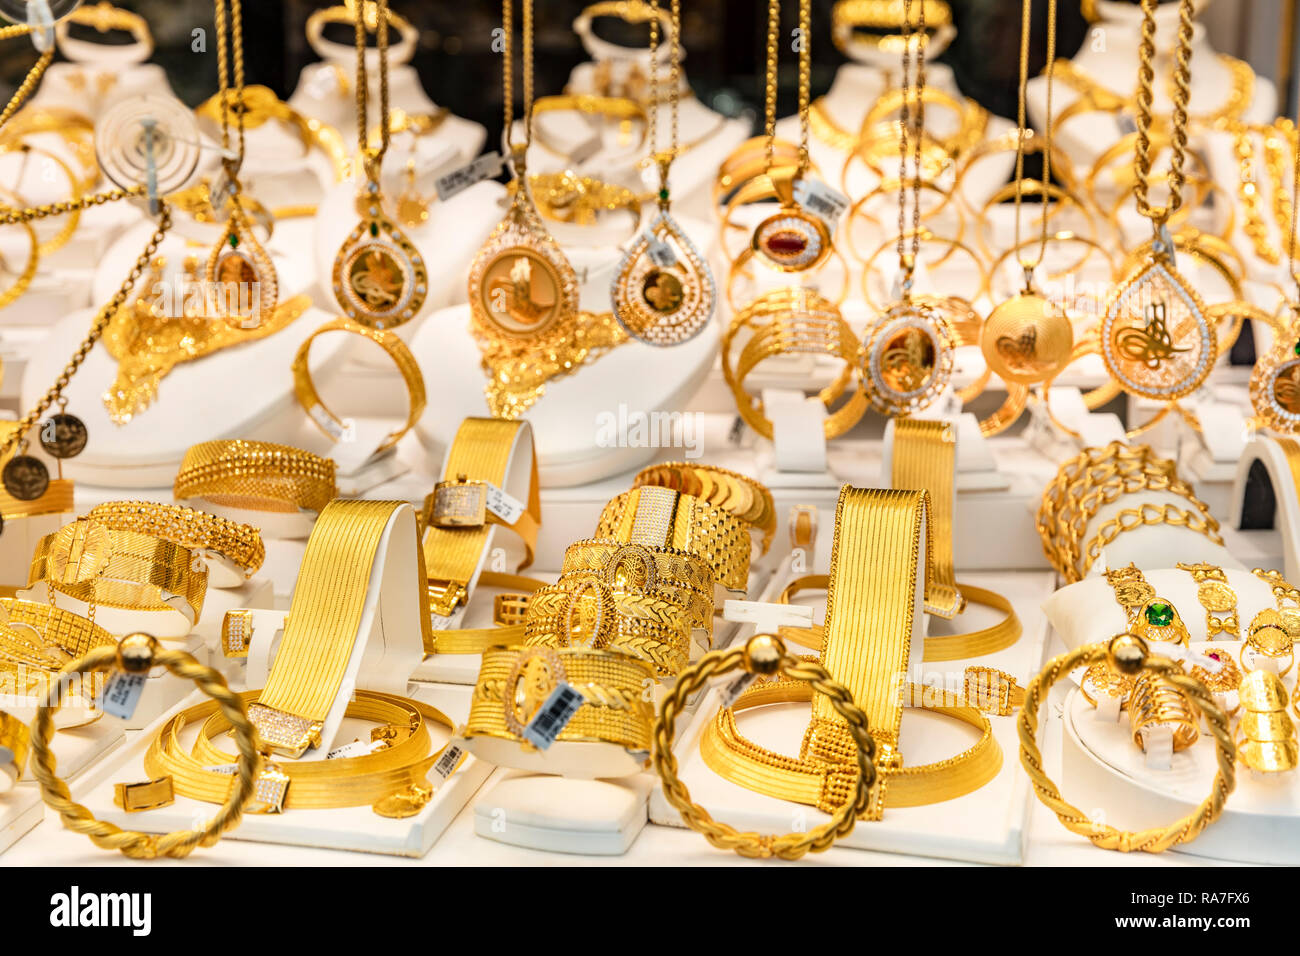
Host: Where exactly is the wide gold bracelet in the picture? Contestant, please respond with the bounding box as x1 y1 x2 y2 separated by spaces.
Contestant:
1 597 117 660
1019 634 1234 853
174 439 337 517
86 500 265 579
291 316 427 452
631 461 776 556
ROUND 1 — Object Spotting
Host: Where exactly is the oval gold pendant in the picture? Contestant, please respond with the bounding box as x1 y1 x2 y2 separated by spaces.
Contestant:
612 212 715 346
1100 258 1215 401
751 205 832 272
1250 336 1300 433
206 212 278 330
333 186 428 330
861 297 957 416
981 291 1074 386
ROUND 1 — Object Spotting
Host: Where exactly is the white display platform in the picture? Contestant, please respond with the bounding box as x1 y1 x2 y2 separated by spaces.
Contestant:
72 682 493 858
647 571 1055 864
17 717 125 784
473 769 652 856
0 787 42 856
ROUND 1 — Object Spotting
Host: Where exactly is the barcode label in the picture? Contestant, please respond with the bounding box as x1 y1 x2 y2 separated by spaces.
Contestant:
100 672 146 721
521 683 585 750
793 179 849 225
432 742 465 781
326 740 373 760
718 673 757 709
647 237 678 268
435 151 504 201
483 482 526 524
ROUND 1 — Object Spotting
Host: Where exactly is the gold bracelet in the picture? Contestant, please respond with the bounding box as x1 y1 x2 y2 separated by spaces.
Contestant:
86 500 264 579
55 2 152 61
529 94 648 163
1129 671 1200 753
0 474 74 523
291 316 426 452
1 597 118 661
632 461 776 555
594 487 750 593
1175 562 1240 639
0 708 30 789
174 439 337 517
1237 670 1298 773
1102 564 1191 647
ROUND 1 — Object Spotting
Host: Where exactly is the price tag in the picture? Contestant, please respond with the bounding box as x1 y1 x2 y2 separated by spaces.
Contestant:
718 672 757 709
435 151 504 201
646 236 678 268
431 740 466 781
307 404 356 443
430 607 468 631
326 740 377 760
483 481 526 525
521 683 585 750
793 178 849 226
204 764 240 775
99 671 146 721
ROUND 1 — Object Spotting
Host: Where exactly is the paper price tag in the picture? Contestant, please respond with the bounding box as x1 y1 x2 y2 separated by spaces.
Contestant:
718 673 758 709
522 683 585 750
793 178 849 226
432 740 466 781
435 151 504 201
483 482 526 524
308 404 355 443
430 607 468 631
646 236 678 268
326 740 376 760
204 764 240 775
99 671 146 721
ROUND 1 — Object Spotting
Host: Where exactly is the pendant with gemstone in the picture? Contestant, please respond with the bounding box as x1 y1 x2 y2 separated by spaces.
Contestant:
1249 307 1300 433
333 178 428 330
861 295 958 417
205 207 277 330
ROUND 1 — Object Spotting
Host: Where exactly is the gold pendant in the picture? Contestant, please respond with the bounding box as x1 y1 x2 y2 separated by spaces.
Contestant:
332 181 428 330
751 202 832 273
861 296 957 416
1249 311 1300 432
1100 255 1215 401
205 209 277 330
981 290 1074 386
612 211 715 346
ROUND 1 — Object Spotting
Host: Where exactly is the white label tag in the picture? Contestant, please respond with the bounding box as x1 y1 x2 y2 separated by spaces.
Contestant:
326 740 377 760
793 178 849 226
483 482 526 525
430 606 468 631
435 151 504 201
522 683 585 750
432 741 465 781
308 404 356 443
646 236 678 268
99 672 146 721
718 672 758 709
204 764 240 775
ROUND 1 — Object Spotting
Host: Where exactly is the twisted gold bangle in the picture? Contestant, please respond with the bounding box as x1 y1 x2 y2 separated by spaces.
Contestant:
653 634 876 860
1018 634 1234 853
30 634 260 859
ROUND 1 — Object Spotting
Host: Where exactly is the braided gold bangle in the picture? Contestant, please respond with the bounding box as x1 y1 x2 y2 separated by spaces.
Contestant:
1018 634 1235 853
30 634 260 859
652 633 877 860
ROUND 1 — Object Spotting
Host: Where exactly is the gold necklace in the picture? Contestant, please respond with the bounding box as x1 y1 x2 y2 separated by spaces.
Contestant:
610 0 715 346
979 0 1072 389
204 0 277 330
330 0 427 330
859 0 957 417
1098 0 1214 434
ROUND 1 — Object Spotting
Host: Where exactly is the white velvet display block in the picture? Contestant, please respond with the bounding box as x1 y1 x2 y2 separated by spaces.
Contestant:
0 787 41 856
647 571 1055 864
1062 685 1300 865
190 576 276 652
473 770 653 856
17 716 125 784
73 683 492 857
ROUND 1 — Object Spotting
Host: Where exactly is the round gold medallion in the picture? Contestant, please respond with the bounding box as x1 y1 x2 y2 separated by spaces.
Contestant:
642 270 684 314
479 248 563 337
861 298 956 416
2 455 49 501
980 291 1074 386
502 647 567 738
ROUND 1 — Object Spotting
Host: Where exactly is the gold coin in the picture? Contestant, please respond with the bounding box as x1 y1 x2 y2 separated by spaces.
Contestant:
1197 580 1237 613
1273 362 1300 415
642 269 684 314
479 248 562 336
1112 580 1156 607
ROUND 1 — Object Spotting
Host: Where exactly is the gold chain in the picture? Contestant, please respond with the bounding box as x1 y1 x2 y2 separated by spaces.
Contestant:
797 0 810 177
1287 107 1300 299
646 0 682 203
213 0 245 181
0 24 52 133
897 0 925 283
355 0 391 170
1133 0 1194 225
763 0 779 172
502 0 535 156
1012 0 1055 276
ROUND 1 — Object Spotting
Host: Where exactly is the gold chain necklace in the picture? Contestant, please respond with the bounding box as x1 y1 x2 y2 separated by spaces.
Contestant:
330 0 427 330
1098 0 1215 436
979 0 1073 389
859 0 958 418
610 0 715 345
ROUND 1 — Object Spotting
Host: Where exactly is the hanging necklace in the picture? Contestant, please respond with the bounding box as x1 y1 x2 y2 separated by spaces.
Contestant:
610 0 714 346
980 0 1072 388
859 0 956 417
1249 103 1300 433
205 0 276 330
331 0 427 330
1098 0 1214 434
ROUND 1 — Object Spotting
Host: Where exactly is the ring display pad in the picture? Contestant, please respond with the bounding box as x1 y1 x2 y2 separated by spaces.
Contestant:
20 220 346 489
1232 436 1300 584
67 682 491 857
410 211 720 488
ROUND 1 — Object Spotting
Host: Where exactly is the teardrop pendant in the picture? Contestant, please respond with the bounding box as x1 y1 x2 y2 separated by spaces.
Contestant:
1250 322 1300 432
332 183 428 330
206 210 278 330
612 211 715 346
1100 257 1216 401
981 291 1074 386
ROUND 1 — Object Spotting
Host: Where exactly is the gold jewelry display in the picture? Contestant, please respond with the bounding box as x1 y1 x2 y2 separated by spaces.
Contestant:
30 634 260 859
291 316 426 453
1236 669 1298 773
1101 565 1191 647
0 708 30 788
830 0 953 57
1244 609 1295 677
1020 634 1234 852
1188 647 1242 699
194 85 349 184
86 500 264 579
631 461 776 555
330 0 427 330
174 439 337 517
654 633 877 860
1129 670 1201 752
611 0 715 347
1176 561 1240 639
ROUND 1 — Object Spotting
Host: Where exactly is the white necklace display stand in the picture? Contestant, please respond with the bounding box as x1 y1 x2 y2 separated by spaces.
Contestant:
1230 435 1300 583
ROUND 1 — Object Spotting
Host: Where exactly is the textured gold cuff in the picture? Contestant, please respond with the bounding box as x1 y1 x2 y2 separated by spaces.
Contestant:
174 439 337 516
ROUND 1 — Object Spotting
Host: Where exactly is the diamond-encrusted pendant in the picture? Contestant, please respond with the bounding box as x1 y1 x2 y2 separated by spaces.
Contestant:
1250 323 1300 433
205 209 277 330
1100 256 1216 401
751 202 832 273
332 180 428 330
861 296 957 416
611 211 715 346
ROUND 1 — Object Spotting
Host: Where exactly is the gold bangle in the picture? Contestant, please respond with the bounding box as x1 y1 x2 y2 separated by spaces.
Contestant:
31 634 261 858
529 94 648 163
195 85 348 182
631 461 776 556
86 500 264 579
1175 562 1241 640
174 439 337 517
1019 634 1235 853
1129 671 1200 752
654 633 878 860
291 316 426 453
528 170 643 228
0 708 30 788
863 86 982 158
1 597 117 661
1238 670 1298 773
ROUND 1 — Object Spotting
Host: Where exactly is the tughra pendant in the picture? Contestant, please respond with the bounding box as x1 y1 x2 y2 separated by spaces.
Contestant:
981 285 1074 387
612 209 715 346
1100 250 1215 402
861 295 957 417
1249 306 1300 433
206 207 277 330
333 177 428 330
